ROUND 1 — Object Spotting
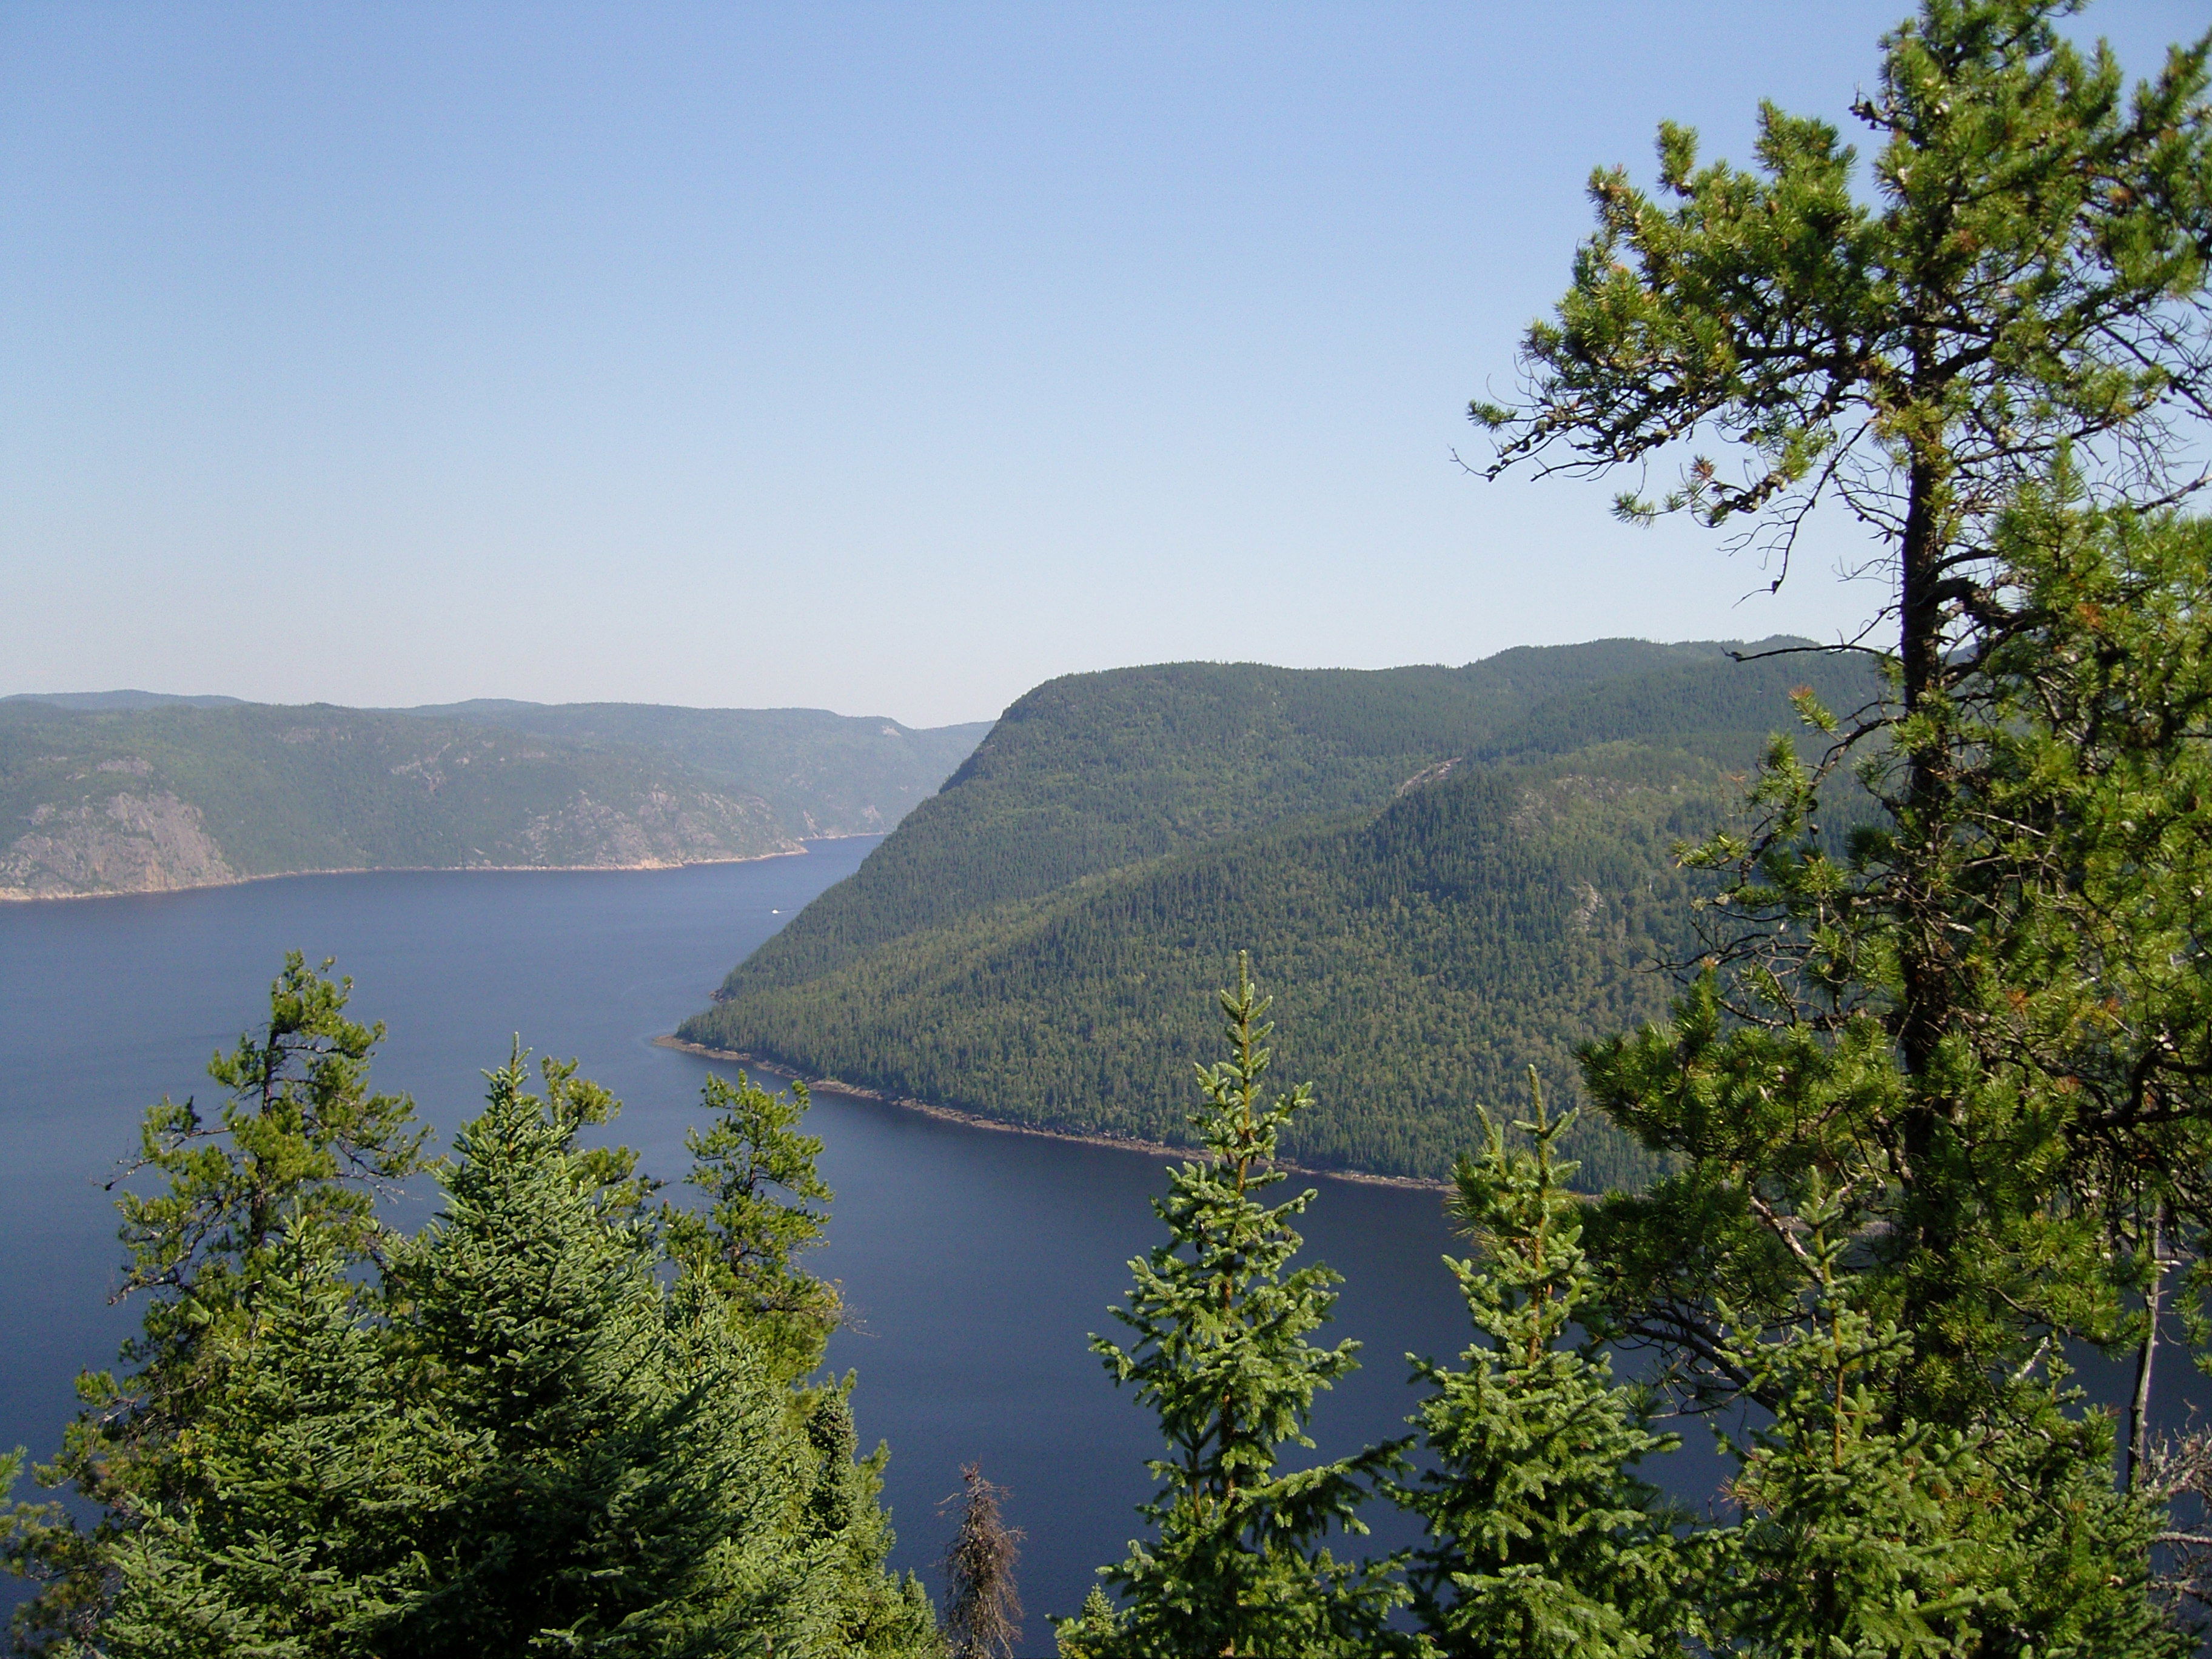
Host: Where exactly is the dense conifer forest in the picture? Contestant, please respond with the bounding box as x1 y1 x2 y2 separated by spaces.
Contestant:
680 644 1882 1185
10 0 2212 1651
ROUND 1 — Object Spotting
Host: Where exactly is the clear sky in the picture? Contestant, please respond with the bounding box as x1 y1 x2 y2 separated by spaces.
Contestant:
4 2 2202 727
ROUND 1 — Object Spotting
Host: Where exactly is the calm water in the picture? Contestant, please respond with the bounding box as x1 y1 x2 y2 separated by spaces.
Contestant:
0 846 2177 1641
0 844 1489 1632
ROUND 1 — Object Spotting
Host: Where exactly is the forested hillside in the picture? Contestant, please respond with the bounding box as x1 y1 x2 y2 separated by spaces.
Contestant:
2 698 991 900
680 642 1882 1184
0 702 797 899
396 700 992 840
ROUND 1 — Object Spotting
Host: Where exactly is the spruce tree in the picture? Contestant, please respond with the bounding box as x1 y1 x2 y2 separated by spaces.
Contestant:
3 953 429 1651
95 1234 446 1657
1057 956 1404 1659
1698 1182 2182 1658
665 1065 939 1655
1400 1073 1683 1658
385 1049 812 1655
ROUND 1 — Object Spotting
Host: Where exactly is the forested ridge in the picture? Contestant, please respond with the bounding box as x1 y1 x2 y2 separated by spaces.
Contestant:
392 699 993 840
680 642 1882 1184
13 1 2212 1651
0 698 987 899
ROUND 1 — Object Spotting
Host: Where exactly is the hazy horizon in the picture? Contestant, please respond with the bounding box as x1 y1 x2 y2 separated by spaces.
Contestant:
7 2 2200 725
5 629 1831 729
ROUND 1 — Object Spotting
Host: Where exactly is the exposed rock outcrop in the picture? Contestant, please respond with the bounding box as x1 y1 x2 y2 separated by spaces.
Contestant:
1 792 236 899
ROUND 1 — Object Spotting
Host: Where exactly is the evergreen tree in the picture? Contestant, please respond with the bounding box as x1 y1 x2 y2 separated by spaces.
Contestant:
384 1049 812 1654
1476 0 2212 1418
1698 1181 2182 1658
95 1235 447 1657
668 1069 840 1383
940 1465 1024 1659
4 953 428 1652
665 1066 939 1654
1057 956 1404 1659
788 1382 945 1658
1400 1073 1684 1658
1473 0 2212 1642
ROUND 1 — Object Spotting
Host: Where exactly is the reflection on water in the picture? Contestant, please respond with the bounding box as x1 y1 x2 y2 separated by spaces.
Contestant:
0 845 2184 1631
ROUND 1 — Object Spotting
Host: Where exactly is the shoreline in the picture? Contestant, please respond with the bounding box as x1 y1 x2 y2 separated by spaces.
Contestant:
653 1035 1451 1193
0 845 813 905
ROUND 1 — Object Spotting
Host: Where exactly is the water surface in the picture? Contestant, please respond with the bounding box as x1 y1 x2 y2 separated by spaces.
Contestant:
3 848 2180 1644
0 847 1483 1632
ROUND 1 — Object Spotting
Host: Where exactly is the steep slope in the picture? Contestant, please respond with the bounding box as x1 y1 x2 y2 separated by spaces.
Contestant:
712 639 1778 998
0 702 798 899
395 700 991 840
680 642 1883 1184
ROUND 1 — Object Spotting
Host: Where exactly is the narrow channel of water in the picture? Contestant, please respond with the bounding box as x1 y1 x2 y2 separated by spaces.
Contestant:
0 845 2182 1637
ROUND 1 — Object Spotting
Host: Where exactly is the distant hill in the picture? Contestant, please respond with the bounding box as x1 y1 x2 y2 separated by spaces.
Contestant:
678 641 1883 1187
394 700 993 840
4 691 247 711
0 698 989 900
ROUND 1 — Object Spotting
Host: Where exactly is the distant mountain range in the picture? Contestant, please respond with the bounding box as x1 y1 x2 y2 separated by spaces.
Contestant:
0 694 988 900
677 640 1883 1187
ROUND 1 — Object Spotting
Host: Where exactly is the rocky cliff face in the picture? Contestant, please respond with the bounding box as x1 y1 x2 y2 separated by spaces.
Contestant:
1 791 237 899
506 788 798 868
0 703 811 900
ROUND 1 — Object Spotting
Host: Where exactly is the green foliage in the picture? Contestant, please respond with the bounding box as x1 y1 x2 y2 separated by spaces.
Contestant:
667 1070 840 1383
1473 2 2212 1641
1399 1074 1684 1658
95 1237 446 1655
119 951 428 1339
1580 495 2212 1427
0 700 799 897
379 1053 809 1654
1700 1185 1998 1657
5 960 939 1658
395 699 992 841
1694 1184 2182 1658
684 646 1880 1184
1479 0 2211 575
4 953 429 1652
1058 959 1404 1658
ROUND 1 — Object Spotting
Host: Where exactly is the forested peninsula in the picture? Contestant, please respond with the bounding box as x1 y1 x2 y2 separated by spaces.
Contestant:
679 639 1882 1186
0 695 987 900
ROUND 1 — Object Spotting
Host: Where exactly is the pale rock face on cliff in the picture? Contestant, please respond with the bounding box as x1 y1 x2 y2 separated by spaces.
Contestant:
1 791 236 899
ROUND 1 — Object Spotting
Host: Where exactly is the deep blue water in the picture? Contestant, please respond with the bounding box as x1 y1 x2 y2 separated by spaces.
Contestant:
0 846 2184 1645
0 845 1493 1637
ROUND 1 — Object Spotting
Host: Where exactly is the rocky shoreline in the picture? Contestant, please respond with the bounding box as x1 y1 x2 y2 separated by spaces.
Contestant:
652 1034 1450 1193
0 846 808 904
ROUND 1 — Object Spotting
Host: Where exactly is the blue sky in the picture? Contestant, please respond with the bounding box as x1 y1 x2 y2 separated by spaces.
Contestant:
4 2 2202 726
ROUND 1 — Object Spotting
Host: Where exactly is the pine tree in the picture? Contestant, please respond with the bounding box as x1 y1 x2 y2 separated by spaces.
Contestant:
3 953 428 1651
1477 0 2212 1418
1057 956 1405 1659
668 1068 840 1383
940 1464 1024 1659
1473 2 2212 1642
1400 1072 1683 1658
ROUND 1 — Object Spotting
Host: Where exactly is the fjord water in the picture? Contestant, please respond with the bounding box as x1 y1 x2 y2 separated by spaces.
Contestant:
1 843 1498 1624
4 847 2179 1632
